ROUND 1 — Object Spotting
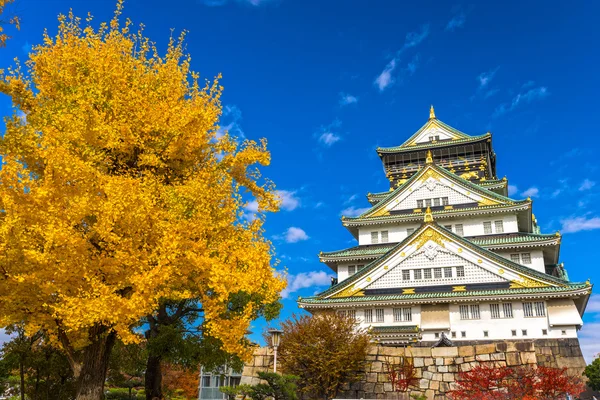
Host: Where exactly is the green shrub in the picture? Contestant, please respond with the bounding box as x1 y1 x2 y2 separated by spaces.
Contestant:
105 387 145 400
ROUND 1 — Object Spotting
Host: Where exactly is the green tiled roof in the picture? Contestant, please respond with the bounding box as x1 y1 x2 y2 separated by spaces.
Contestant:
349 162 526 221
299 284 590 305
316 222 569 300
378 132 491 154
320 233 559 261
479 179 506 186
371 325 420 333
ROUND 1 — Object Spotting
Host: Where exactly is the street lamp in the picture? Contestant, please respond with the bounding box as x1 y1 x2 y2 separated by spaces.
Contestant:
267 328 283 373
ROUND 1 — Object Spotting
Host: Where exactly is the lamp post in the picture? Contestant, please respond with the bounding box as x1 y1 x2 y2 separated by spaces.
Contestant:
267 328 283 373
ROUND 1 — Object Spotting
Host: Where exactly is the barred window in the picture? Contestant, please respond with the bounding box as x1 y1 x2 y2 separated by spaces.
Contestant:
534 301 545 317
403 308 412 322
455 224 464 236
495 220 504 233
393 308 402 322
461 331 466 338
503 303 513 318
402 270 410 280
470 305 481 319
510 254 520 263
425 199 432 207
442 197 449 206
444 225 452 230
381 231 389 243
338 310 347 317
490 304 501 319
444 267 452 278
417 200 424 208
424 268 432 279
523 302 534 317
347 309 356 319
364 309 373 323
371 231 378 244
483 221 492 234
434 268 442 278
375 308 385 323
357 265 365 271
433 198 440 207
414 269 422 280
348 265 356 276
456 266 465 277
459 305 469 320
522 253 532 264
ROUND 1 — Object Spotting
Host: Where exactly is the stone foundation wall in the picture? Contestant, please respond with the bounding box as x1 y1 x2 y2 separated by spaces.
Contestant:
241 339 586 399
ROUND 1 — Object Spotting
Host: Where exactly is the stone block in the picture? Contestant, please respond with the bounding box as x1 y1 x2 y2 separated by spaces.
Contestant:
432 373 443 381
367 372 378 383
521 351 537 364
464 356 475 362
495 342 508 352
364 382 375 393
491 352 506 361
383 382 393 392
475 343 496 355
430 380 439 390
437 365 448 373
419 378 429 389
414 357 425 367
506 352 521 366
444 357 454 365
424 357 435 366
460 362 472 372
378 373 387 383
439 382 450 393
432 347 458 357
448 365 458 373
455 357 464 364
425 389 435 399
443 373 455 382
410 347 432 357
435 357 444 366
422 371 433 380
476 354 490 362
516 341 534 352
371 361 384 373
458 345 475 357
375 383 384 393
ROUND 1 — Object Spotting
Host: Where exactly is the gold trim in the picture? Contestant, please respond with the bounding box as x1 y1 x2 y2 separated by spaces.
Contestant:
408 226 446 250
402 288 416 294
424 206 434 222
478 197 501 207
452 286 466 292
331 285 365 298
429 104 436 119
444 205 454 210
426 150 433 164
509 275 549 289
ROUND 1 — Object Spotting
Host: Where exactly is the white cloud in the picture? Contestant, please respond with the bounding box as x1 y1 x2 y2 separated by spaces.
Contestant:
339 93 358 106
587 294 600 313
216 105 245 139
521 187 539 197
477 67 499 88
343 194 358 205
493 86 549 117
374 59 397 92
508 185 518 196
445 12 466 32
560 216 600 233
280 270 332 299
319 132 341 146
276 190 301 211
579 179 596 191
276 227 309 243
373 25 429 92
341 206 370 218
580 321 600 363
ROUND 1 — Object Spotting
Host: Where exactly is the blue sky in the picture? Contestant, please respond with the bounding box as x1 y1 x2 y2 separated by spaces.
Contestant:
1 0 600 361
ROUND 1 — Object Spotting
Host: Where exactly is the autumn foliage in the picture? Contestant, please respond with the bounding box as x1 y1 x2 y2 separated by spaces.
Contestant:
0 1 285 399
449 363 585 400
161 363 199 399
383 355 419 393
277 313 371 400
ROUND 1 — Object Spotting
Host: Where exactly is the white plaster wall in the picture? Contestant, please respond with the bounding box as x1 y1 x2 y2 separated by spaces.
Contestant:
352 305 422 328
357 214 519 245
414 126 454 143
391 183 473 211
338 263 369 282
495 249 546 273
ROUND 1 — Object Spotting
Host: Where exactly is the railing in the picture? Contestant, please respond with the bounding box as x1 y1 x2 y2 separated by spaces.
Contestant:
199 387 226 400
385 155 486 175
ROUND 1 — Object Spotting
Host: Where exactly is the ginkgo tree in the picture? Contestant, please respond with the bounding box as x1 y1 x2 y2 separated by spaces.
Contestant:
0 2 286 400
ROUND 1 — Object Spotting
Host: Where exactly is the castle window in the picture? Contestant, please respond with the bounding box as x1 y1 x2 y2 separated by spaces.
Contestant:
451 331 456 338
371 232 379 244
459 305 469 319
375 308 385 323
202 376 211 388
461 331 466 338
495 220 504 233
402 270 410 280
347 310 356 319
503 303 513 318
403 308 412 321
348 265 356 276
491 303 513 319
511 330 517 337
442 197 449 206
425 199 432 207
414 269 422 280
522 329 528 336
470 304 481 319
523 302 534 317
510 254 520 263
417 199 424 208
456 266 465 277
444 267 453 278
381 231 389 243
393 307 412 322
364 309 373 323
483 331 489 337
542 329 548 336
393 308 402 322
483 221 492 234
459 304 480 320
455 224 464 236
434 268 442 278
424 268 432 279
444 225 452 230
338 310 347 317
435 332 440 339
521 253 532 264
433 198 440 207
562 330 567 335
490 304 501 319
524 301 545 317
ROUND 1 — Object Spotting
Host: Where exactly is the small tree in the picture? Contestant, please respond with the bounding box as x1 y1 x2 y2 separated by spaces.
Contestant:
383 355 419 397
220 371 298 400
277 312 371 400
584 355 600 391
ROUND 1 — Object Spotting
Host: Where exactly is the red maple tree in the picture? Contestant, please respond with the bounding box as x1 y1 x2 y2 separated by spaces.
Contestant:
383 356 419 394
449 363 585 400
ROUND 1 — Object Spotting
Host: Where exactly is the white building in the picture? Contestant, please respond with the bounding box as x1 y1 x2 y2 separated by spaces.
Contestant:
298 107 592 345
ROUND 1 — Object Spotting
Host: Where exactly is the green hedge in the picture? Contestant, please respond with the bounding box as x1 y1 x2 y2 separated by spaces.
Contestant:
105 387 145 400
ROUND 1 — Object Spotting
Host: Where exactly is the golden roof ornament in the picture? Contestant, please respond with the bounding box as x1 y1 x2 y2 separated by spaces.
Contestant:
424 206 434 222
429 104 436 119
426 150 433 164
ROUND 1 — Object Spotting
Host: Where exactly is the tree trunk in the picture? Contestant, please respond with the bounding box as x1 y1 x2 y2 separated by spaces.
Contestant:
74 328 117 400
145 354 163 400
19 356 25 400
